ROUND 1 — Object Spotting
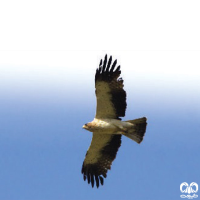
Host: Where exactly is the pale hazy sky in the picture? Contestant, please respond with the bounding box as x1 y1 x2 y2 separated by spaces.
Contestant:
0 51 199 106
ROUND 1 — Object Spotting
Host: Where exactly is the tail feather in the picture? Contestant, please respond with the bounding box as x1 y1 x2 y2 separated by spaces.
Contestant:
124 117 147 144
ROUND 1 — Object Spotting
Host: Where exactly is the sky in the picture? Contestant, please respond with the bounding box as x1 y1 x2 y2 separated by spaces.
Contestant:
0 1 200 200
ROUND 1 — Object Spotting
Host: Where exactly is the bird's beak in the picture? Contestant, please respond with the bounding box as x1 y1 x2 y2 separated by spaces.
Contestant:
82 125 86 129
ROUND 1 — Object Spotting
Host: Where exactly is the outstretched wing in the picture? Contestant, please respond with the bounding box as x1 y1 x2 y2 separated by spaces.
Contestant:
81 133 121 188
95 55 127 119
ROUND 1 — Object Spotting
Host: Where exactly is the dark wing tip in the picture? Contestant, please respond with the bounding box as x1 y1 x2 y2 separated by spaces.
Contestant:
110 59 117 72
95 55 121 82
81 164 107 188
99 59 102 67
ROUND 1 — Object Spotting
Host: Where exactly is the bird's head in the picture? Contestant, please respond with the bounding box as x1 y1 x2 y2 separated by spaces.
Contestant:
82 123 88 129
82 122 93 132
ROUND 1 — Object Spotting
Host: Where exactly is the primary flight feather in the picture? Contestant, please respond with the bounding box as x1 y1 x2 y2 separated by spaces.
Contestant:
82 55 147 188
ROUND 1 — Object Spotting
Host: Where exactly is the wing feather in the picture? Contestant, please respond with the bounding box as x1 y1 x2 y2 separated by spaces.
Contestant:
106 56 112 72
95 55 127 119
81 133 121 188
102 54 107 72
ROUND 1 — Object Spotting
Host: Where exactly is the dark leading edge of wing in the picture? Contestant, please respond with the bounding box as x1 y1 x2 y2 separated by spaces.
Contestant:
81 135 122 188
95 55 127 118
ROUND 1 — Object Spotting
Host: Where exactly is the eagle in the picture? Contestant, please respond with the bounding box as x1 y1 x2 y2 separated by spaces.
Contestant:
81 55 147 188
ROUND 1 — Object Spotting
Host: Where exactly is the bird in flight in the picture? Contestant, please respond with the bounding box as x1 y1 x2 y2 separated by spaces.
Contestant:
82 55 147 188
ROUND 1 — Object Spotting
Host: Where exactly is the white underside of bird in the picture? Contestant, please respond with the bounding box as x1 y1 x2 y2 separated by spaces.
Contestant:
83 117 147 143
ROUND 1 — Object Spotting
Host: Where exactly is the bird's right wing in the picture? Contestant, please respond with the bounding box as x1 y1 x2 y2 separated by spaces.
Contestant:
95 55 127 119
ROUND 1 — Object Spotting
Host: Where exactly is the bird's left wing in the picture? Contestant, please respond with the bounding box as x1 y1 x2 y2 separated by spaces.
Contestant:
81 133 121 188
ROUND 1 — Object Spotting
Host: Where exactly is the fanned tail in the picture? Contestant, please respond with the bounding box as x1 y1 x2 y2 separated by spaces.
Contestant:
124 117 147 143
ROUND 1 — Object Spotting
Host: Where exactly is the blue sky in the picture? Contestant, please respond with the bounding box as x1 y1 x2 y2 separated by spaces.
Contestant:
0 50 199 200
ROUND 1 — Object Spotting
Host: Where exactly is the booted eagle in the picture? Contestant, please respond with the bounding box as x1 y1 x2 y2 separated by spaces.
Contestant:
82 55 147 188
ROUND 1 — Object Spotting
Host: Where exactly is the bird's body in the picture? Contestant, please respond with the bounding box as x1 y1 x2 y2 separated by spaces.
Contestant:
81 55 147 188
83 118 134 134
